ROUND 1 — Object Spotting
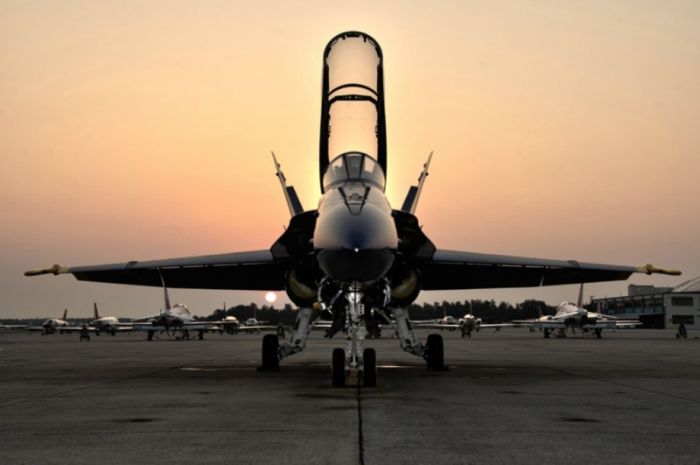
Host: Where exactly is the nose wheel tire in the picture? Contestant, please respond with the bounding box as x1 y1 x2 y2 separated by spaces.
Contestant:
363 348 377 387
261 334 280 371
332 348 345 387
426 333 444 370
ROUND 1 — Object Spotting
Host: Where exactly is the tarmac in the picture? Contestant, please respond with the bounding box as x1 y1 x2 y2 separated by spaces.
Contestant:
1 328 699 465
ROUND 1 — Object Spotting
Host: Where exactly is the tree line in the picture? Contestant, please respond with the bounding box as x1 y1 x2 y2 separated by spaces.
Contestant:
4 299 557 326
201 299 556 325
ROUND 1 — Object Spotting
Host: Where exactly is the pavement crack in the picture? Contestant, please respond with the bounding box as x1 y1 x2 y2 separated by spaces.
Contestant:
549 367 700 405
356 383 365 465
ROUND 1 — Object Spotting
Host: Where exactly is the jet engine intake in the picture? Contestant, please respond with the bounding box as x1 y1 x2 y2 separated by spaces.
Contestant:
284 268 318 306
388 267 421 305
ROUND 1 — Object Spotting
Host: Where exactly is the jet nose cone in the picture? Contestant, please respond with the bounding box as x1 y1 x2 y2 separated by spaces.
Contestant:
314 202 398 250
314 202 397 283
317 248 395 284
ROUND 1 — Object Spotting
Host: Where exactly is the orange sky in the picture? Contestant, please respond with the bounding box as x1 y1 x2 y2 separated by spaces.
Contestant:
1 1 698 318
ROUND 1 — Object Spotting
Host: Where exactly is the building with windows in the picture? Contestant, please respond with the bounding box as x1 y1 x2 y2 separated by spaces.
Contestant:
592 277 700 329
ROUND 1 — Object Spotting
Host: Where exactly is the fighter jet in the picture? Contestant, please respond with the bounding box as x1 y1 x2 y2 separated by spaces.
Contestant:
132 274 220 340
515 284 641 338
26 31 679 386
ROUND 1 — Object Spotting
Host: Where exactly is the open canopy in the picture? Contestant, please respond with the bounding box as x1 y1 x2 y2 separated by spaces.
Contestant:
319 31 387 191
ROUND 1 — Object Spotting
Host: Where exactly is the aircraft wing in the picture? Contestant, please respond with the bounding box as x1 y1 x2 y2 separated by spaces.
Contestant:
512 320 567 329
548 311 581 321
0 324 27 330
239 325 279 332
413 323 461 330
412 322 519 330
132 322 222 332
479 323 520 329
418 250 680 290
25 250 286 290
582 320 642 330
57 326 84 333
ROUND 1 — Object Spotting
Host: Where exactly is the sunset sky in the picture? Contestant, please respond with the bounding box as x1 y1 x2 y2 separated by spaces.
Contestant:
2 1 698 318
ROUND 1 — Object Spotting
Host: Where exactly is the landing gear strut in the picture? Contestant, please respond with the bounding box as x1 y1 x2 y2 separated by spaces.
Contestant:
260 307 318 371
329 285 379 387
393 307 445 370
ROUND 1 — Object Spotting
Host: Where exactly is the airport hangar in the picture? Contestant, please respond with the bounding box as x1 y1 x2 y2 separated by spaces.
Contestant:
592 276 700 330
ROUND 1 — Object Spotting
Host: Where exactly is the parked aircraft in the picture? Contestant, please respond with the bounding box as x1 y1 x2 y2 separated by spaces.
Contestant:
414 312 512 338
28 309 70 335
26 31 679 386
239 306 278 333
88 303 131 335
220 315 241 334
132 275 219 340
515 285 641 338
57 303 133 336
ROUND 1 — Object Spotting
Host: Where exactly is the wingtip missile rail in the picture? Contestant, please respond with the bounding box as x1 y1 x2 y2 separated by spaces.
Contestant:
635 264 682 276
24 264 70 277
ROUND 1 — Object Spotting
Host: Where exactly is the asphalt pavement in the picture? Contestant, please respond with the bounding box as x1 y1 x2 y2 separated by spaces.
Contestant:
1 328 699 464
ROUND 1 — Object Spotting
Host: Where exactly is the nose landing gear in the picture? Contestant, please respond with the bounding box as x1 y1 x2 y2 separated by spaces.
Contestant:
331 286 378 387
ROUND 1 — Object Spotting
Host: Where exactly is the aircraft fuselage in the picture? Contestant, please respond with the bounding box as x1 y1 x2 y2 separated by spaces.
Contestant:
314 181 397 284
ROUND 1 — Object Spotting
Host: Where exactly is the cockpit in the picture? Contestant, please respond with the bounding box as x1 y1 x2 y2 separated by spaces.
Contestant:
171 304 191 316
322 152 386 192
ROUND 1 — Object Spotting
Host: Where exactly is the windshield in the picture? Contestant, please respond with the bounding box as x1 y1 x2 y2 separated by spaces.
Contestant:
322 152 385 191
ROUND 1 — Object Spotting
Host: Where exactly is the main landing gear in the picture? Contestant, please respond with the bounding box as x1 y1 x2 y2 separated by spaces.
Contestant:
393 307 445 371
259 288 446 386
260 307 318 372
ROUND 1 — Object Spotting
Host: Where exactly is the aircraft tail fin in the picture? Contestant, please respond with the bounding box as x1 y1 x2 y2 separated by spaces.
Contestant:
94 303 100 319
577 283 584 308
272 152 304 217
401 152 433 215
62 308 67 321
158 270 171 311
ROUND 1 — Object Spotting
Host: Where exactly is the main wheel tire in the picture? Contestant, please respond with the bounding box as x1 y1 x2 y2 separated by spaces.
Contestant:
426 333 444 371
363 348 377 387
332 348 345 387
261 334 279 371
